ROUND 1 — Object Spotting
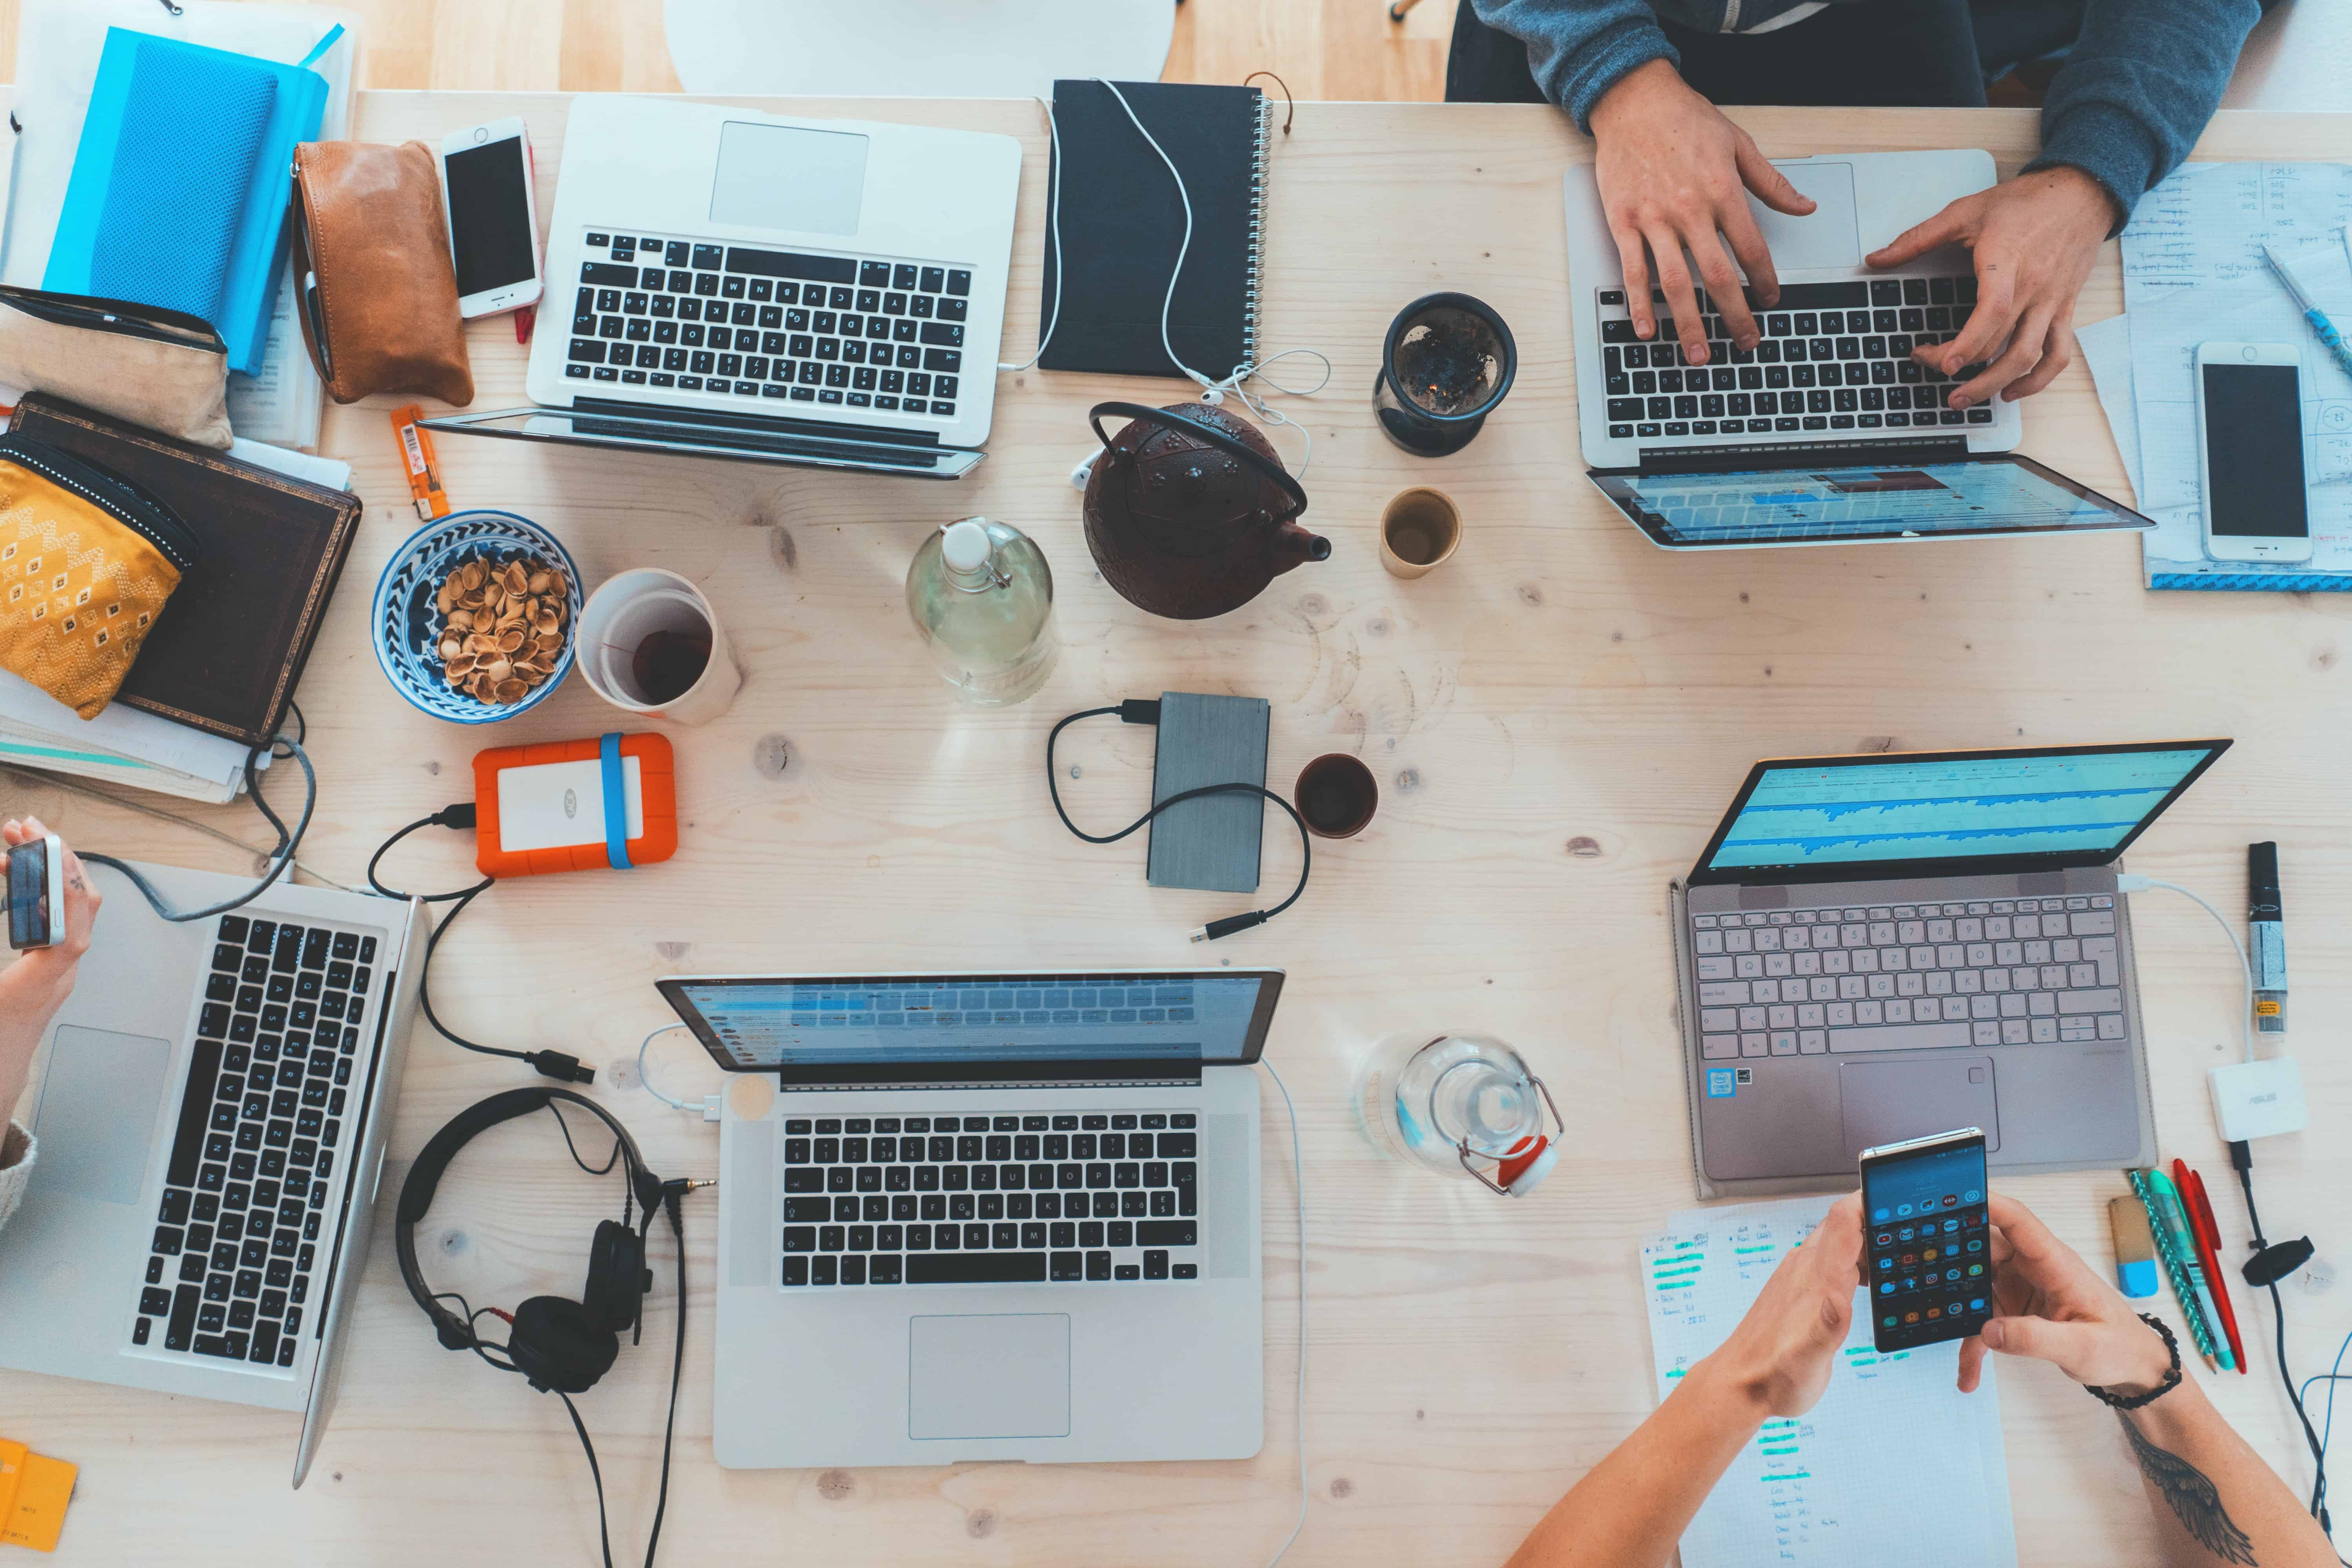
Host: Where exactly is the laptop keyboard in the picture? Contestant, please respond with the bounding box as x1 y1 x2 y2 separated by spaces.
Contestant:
781 1111 1203 1288
1691 896 2125 1057
132 914 377 1370
1597 278 1991 441
567 230 970 421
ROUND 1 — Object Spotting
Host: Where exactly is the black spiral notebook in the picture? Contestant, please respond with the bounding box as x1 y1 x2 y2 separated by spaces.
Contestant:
1038 80 1271 382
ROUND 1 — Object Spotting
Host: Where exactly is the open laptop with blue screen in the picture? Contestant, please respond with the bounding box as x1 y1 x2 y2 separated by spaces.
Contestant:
655 969 1282 1468
1668 741 2229 1198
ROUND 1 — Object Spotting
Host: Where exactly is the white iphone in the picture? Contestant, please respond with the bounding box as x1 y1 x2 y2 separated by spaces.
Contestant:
439 118 543 319
2196 341 2311 564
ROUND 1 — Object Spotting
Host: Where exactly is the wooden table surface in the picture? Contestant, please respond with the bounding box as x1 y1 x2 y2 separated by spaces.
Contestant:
3 92 2348 1568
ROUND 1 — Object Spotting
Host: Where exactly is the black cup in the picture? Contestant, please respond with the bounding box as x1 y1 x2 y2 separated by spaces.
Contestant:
1374 292 1518 456
1296 754 1379 839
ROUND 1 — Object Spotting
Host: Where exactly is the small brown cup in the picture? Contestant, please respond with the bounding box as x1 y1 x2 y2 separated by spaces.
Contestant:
1295 753 1379 838
1379 486 1462 579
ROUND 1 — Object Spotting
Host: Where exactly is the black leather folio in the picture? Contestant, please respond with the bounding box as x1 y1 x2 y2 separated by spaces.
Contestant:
9 394 362 748
1038 80 1271 381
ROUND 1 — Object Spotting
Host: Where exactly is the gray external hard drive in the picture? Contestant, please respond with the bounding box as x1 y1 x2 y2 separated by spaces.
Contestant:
1146 692 1269 895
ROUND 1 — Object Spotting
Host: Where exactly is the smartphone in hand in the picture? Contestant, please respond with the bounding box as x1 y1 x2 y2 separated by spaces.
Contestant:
1860 1127 1992 1352
6 833 64 950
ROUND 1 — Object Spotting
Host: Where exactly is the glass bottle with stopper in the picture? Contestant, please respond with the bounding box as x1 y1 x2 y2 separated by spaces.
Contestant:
1354 1031 1561 1196
904 516 1058 706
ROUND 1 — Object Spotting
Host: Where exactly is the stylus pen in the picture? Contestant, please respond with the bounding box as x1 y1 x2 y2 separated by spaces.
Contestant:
2262 243 2352 383
2249 842 2286 1033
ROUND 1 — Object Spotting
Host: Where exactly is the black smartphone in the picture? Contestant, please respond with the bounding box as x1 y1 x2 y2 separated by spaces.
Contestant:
7 834 64 950
1859 1127 1992 1352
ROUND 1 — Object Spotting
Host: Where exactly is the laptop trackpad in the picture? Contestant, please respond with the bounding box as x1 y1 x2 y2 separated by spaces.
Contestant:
908 1314 1071 1441
1838 1056 1998 1165
29 1025 172 1206
1747 161 1861 271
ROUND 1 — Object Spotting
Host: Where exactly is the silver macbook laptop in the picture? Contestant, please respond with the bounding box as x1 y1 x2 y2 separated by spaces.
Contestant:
1564 150 2152 550
658 969 1281 1469
1668 741 2230 1198
0 861 427 1485
424 96 1021 479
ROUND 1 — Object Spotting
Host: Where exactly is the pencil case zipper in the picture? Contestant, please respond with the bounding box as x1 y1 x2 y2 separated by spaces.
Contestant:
0 287 227 355
0 435 205 572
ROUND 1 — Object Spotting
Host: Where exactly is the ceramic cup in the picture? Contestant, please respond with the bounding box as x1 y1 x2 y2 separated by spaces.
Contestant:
576 568 742 726
1295 753 1379 838
1379 487 1463 579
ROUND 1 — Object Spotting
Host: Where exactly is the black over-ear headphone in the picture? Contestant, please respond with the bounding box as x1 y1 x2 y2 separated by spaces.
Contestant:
395 1086 706 1568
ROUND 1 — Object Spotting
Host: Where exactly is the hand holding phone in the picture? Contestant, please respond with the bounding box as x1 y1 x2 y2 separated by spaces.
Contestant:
1860 1127 1993 1352
439 118 542 319
6 832 63 950
1958 1194 2178 1397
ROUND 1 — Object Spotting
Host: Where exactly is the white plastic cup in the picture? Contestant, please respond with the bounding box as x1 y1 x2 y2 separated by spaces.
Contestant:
575 568 742 726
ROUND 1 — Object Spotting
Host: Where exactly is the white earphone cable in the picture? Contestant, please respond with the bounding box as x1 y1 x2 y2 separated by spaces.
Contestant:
636 1022 699 1111
1258 1057 1309 1566
996 94 1066 375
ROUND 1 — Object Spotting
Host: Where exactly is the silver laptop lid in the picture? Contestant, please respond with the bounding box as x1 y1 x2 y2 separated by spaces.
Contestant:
657 970 1284 1089
1688 740 2232 888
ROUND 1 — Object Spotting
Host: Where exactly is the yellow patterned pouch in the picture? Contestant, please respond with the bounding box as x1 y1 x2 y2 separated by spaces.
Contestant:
0 436 199 719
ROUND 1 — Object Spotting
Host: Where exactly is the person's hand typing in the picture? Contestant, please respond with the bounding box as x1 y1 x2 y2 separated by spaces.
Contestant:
1588 60 1816 367
1702 1194 1864 1417
1865 165 2117 411
1958 1193 2175 1397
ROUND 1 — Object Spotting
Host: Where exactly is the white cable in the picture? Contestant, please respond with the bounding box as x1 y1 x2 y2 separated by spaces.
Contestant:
1257 1057 1308 1567
996 94 1066 374
2119 875 2255 1062
637 1022 699 1110
1085 79 1332 479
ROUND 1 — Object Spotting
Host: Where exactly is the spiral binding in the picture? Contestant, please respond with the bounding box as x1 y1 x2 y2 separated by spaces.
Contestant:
1243 93 1271 370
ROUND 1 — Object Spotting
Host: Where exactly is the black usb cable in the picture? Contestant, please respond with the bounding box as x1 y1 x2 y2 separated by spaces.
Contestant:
1046 700 1311 940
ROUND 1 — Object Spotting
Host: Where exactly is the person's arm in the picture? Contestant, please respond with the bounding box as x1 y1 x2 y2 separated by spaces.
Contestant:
1503 1196 1866 1568
1864 0 2262 412
2024 0 2264 235
1473 3 1815 363
1962 1194 2337 1568
0 816 103 1232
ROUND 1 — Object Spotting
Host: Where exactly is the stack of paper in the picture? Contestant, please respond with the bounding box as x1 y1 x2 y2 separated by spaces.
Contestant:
2102 162 2352 590
1642 1196 2017 1568
2 0 357 450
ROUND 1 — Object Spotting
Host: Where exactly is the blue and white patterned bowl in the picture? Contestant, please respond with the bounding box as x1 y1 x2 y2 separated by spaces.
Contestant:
371 511 583 725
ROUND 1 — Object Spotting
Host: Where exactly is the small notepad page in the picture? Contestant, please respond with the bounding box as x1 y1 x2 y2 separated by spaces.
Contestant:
1642 1196 2018 1568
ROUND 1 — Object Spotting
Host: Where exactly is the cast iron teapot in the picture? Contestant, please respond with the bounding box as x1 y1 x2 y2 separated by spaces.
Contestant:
1082 401 1328 620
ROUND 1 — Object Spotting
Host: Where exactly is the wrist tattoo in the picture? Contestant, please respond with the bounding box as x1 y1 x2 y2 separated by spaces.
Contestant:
2117 1411 2258 1566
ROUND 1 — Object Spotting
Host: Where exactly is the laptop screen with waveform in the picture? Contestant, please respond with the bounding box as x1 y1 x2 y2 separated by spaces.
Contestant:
1695 742 2229 881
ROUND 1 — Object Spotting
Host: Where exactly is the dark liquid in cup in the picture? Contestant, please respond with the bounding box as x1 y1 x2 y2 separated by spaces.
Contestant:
632 627 712 706
1296 754 1378 838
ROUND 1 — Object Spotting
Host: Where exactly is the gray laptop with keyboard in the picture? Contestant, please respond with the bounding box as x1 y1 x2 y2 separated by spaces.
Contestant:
1669 741 2231 1198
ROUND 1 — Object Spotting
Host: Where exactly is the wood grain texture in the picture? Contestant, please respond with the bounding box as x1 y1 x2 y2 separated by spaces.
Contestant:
0 93 2347 1568
0 0 1445 99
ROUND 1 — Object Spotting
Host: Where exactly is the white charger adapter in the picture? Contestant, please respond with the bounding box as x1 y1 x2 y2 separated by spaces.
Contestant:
2208 1054 2309 1141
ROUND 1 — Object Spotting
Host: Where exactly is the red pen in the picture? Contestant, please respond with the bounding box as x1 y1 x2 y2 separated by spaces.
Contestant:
2176 1160 2249 1374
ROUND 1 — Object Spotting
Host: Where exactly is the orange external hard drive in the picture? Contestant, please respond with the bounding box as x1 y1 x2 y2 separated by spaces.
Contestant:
473 732 677 878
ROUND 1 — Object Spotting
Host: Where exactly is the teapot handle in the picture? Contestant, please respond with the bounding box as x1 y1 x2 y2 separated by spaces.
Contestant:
1088 401 1309 521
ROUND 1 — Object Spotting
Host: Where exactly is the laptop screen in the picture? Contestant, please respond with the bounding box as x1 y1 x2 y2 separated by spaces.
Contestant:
658 971 1283 1082
1691 742 2230 884
1588 452 2151 548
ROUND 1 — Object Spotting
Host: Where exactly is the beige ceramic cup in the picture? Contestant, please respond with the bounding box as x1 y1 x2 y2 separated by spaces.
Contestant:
1379 487 1462 579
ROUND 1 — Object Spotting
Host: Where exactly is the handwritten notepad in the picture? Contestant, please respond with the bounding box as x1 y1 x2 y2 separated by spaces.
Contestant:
1642 1196 2018 1568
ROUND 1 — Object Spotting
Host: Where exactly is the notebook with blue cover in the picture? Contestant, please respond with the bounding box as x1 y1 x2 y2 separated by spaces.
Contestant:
43 26 336 376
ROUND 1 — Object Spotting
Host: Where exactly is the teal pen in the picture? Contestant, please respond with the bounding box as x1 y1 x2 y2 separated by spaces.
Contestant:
2263 242 2352 383
2147 1169 2237 1372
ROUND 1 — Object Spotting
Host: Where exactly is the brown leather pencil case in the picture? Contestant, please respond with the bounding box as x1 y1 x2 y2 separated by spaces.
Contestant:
290 140 474 407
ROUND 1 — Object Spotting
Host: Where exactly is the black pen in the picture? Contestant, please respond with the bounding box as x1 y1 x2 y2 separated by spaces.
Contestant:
2249 842 2285 1034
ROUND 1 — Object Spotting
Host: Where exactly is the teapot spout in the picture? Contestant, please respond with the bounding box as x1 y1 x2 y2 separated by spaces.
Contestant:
1273 521 1332 574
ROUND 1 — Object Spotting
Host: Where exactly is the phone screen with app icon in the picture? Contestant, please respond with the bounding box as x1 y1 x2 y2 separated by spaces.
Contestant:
1860 1128 1992 1353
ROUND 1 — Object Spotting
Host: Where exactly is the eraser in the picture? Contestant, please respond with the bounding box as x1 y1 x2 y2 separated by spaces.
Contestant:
2110 1194 2159 1298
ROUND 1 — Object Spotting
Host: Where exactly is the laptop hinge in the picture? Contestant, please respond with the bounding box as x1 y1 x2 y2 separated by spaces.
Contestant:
1635 436 1971 474
771 1063 1209 1093
572 394 944 451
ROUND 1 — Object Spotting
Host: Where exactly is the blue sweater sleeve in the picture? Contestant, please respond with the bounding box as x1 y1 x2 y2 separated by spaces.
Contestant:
1470 0 1679 132
2024 0 2261 230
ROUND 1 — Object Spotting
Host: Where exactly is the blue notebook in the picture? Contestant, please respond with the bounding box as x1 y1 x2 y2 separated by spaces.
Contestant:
44 26 337 376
